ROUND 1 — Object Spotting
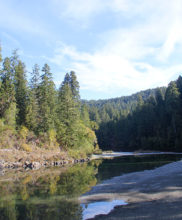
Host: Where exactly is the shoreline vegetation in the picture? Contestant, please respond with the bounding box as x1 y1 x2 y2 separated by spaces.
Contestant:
0 148 91 170
0 46 101 168
1 45 182 168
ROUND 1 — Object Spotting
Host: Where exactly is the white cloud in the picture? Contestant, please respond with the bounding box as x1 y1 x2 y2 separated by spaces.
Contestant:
49 42 182 95
51 0 132 27
51 0 182 61
51 0 104 27
47 0 182 96
157 20 182 61
2 0 181 97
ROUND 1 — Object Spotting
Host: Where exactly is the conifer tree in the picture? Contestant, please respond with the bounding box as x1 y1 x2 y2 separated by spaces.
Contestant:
38 64 56 132
30 64 40 89
70 71 80 101
70 71 80 118
165 82 181 145
165 82 180 115
62 73 70 86
14 60 27 126
57 74 80 149
0 57 16 117
25 64 40 131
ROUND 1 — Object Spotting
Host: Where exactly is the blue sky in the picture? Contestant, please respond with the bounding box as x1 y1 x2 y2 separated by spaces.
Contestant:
1 0 182 100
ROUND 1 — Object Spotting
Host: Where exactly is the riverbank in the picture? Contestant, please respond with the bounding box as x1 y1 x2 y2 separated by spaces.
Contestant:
90 151 182 160
80 160 182 220
0 148 89 169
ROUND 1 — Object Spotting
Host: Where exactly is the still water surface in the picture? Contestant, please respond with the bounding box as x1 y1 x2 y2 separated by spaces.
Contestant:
0 153 181 220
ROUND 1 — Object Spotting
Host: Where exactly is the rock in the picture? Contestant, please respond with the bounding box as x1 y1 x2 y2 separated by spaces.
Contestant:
18 158 23 162
44 161 48 166
24 161 30 166
56 161 63 166
54 161 58 166
0 170 4 176
30 162 41 169
12 162 22 168
0 163 4 170
7 163 14 168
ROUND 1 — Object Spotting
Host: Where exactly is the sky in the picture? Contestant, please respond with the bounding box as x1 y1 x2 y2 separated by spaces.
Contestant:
1 0 182 100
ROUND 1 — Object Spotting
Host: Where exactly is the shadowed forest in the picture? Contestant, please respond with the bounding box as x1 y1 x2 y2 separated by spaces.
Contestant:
85 77 182 152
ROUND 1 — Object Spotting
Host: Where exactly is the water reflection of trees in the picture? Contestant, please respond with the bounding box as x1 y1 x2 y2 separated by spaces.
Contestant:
0 161 102 220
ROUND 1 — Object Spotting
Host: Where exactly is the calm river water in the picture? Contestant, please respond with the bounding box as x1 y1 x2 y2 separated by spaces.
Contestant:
0 153 181 220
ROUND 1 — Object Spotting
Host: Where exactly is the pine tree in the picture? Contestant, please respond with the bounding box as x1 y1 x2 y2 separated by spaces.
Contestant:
165 81 181 147
25 64 40 132
30 64 40 89
38 64 56 132
14 60 27 126
0 57 16 127
70 71 80 118
165 82 180 115
10 50 19 75
62 72 70 86
70 71 80 101
0 58 15 117
57 75 80 149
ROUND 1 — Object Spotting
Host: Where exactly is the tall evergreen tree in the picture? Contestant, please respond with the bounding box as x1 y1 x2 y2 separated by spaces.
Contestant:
70 71 80 101
14 60 27 126
57 74 80 149
30 64 40 89
0 58 15 116
25 64 40 131
0 57 16 126
38 64 56 132
165 81 181 147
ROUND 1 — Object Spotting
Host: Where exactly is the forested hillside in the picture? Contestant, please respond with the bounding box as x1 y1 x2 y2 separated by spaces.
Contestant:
85 79 182 152
0 46 98 158
84 87 166 123
1 45 182 155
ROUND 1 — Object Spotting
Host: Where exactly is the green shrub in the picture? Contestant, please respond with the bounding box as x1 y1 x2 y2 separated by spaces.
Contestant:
19 126 29 140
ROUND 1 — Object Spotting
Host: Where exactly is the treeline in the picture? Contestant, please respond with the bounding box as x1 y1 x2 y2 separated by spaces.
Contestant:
1 45 182 154
84 87 166 124
85 78 182 152
0 47 98 157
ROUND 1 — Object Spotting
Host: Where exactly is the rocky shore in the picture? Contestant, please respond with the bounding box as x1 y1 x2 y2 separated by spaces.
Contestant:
0 158 90 169
0 149 90 170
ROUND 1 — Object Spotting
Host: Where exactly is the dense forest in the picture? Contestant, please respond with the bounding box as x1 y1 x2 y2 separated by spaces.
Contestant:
0 46 99 158
85 78 182 152
1 44 182 155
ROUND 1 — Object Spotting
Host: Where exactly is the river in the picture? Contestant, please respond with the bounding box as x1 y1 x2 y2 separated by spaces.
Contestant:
0 153 181 220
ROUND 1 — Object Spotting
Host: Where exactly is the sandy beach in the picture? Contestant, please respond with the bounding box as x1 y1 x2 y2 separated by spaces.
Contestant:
80 160 182 220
